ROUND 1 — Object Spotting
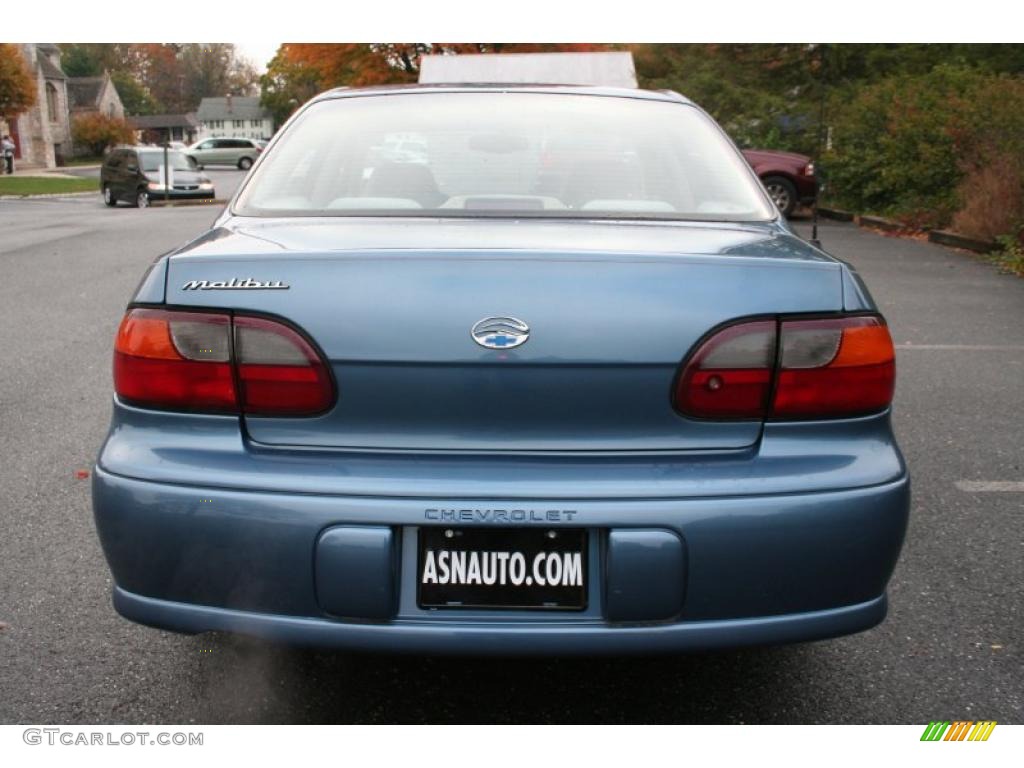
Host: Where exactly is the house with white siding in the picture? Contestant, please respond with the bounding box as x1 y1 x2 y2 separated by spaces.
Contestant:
196 96 272 141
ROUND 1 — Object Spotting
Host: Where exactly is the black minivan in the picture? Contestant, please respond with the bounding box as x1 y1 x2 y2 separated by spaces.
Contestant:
100 147 215 208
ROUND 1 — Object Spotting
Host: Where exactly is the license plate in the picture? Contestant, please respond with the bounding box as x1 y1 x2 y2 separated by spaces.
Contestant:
417 527 587 610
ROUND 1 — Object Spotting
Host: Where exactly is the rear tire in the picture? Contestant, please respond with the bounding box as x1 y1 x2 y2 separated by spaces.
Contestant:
763 176 798 218
134 189 150 208
238 157 253 171
102 184 117 207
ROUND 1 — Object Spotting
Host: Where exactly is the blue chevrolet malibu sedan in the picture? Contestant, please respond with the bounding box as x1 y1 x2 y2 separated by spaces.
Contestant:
92 84 909 654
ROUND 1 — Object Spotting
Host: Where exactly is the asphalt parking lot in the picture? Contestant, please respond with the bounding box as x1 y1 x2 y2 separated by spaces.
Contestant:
0 199 1020 724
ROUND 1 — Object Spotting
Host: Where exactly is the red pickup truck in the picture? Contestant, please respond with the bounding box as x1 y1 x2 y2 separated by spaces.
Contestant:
741 149 819 217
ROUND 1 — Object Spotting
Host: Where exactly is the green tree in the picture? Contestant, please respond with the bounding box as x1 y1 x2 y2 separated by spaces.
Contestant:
111 71 159 116
179 44 260 109
260 46 323 127
633 44 821 152
824 64 1024 233
59 44 160 116
60 44 102 77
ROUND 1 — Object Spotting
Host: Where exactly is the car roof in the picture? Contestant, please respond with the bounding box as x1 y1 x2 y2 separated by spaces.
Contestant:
311 83 691 106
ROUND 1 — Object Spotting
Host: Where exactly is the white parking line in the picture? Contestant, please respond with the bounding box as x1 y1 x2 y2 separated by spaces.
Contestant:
955 481 1024 493
897 344 1024 351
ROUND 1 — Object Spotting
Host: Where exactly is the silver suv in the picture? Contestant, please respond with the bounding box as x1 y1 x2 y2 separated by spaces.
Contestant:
186 137 263 170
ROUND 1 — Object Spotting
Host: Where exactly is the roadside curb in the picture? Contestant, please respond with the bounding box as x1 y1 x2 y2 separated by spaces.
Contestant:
820 205 1006 260
857 214 906 233
817 207 855 222
928 229 998 254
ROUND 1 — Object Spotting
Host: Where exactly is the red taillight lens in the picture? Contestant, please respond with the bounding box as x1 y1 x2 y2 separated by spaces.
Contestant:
772 316 894 418
114 309 236 411
113 309 334 416
673 320 776 419
234 316 333 415
673 315 895 420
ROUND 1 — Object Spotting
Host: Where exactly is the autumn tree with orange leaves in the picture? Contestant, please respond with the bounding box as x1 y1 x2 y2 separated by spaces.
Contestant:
0 44 36 120
260 43 615 126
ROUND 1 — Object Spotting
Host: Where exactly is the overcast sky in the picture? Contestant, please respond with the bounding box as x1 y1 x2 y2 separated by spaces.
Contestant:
235 42 281 73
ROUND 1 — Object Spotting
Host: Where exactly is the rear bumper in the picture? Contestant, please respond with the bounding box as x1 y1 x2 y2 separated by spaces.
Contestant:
112 586 888 656
93 452 909 653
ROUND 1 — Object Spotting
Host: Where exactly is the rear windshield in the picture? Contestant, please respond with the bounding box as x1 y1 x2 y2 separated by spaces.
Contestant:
234 92 774 221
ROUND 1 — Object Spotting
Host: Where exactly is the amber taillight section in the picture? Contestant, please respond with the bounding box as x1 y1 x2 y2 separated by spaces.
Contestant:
113 309 334 415
674 315 895 420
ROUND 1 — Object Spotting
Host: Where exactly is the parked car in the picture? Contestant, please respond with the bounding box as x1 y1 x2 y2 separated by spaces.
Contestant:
93 85 907 654
100 147 215 208
741 148 818 217
186 137 263 170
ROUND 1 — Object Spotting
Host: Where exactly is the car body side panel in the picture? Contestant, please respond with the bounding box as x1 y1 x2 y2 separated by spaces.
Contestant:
132 258 168 304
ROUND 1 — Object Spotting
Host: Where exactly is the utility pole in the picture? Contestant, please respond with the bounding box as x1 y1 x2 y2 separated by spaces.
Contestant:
810 43 828 250
162 142 170 205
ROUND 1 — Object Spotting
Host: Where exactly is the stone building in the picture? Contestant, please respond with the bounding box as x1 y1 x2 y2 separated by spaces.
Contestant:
67 73 125 122
0 45 127 167
2 44 73 169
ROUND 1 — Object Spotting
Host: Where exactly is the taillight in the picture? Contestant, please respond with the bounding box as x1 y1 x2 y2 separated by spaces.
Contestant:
673 315 894 420
772 316 894 418
234 316 333 415
114 308 334 416
673 320 775 419
114 309 236 411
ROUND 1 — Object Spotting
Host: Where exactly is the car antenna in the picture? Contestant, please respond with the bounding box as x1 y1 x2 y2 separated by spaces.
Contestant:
809 43 827 250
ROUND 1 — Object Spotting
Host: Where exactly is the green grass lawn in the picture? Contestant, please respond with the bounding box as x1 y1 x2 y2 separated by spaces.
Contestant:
0 177 98 196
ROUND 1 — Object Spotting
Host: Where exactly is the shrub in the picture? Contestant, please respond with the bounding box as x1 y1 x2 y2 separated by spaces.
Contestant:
823 67 1024 238
989 230 1024 277
823 66 984 228
71 113 135 157
950 76 1024 242
951 156 1024 242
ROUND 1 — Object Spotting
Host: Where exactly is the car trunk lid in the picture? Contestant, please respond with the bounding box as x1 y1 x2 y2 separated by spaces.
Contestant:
165 218 842 452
